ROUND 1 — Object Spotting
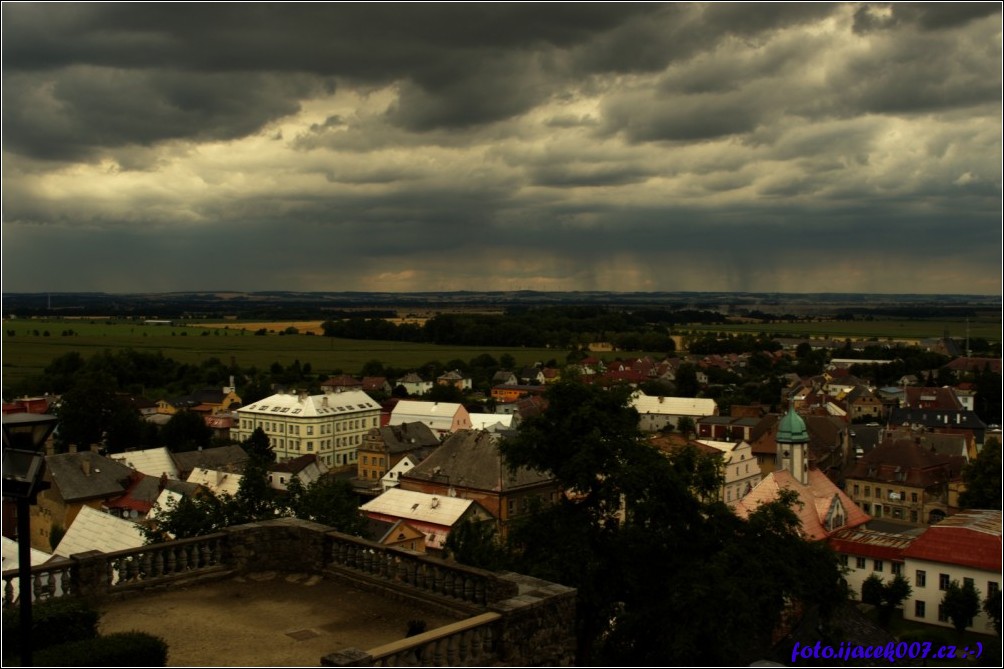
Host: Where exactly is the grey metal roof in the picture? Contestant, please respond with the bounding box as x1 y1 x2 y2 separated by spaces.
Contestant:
404 429 553 492
46 451 133 502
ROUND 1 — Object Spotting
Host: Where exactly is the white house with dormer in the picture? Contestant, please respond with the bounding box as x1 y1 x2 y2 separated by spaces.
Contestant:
231 389 381 468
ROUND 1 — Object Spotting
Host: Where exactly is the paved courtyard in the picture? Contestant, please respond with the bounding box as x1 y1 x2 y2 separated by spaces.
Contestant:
98 571 460 667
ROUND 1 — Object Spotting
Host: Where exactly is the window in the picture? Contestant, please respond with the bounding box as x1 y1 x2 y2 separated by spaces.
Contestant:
937 604 948 623
891 563 903 576
876 488 882 499
964 577 975 590
307 441 313 452
865 486 871 497
853 484 859 496
910 510 918 523
911 492 918 503
839 555 848 566
873 560 883 573
856 557 866 569
307 426 314 436
915 601 925 618
363 456 368 464
990 582 1000 597
939 574 950 591
916 570 926 587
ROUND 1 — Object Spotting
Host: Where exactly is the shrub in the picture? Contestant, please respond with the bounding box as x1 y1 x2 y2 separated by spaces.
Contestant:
33 631 168 667
2 597 99 657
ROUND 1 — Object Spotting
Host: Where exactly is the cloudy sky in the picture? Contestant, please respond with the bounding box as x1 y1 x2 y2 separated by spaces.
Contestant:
2 3 1001 295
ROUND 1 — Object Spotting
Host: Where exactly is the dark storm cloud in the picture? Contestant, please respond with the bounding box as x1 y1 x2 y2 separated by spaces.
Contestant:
1 3 1000 295
2 3 662 159
853 2 1001 34
2 68 321 161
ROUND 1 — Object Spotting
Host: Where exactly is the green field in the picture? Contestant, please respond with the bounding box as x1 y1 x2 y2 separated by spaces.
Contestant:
0 318 564 388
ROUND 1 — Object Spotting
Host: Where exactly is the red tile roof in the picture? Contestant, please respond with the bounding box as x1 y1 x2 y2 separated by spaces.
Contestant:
901 509 1002 572
828 527 915 562
735 469 870 541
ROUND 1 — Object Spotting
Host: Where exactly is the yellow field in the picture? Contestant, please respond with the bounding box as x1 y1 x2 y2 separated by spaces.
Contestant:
197 321 329 335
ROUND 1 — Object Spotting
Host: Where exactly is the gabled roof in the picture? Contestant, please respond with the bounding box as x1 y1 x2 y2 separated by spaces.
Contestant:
269 454 320 474
53 506 146 557
629 392 717 417
186 467 243 497
736 469 870 541
828 527 915 562
901 509 1001 572
402 429 553 493
361 487 486 527
469 413 514 431
389 400 465 430
367 421 441 454
240 390 378 418
46 451 133 502
171 445 248 476
110 447 179 479
888 407 986 431
847 440 965 488
904 387 963 410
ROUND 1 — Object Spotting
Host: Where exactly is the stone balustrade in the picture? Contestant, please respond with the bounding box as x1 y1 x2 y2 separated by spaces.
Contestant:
2 518 576 666
324 532 517 609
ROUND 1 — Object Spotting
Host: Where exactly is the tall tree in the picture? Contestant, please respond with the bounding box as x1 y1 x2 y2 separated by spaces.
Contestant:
160 410 213 453
941 579 982 640
984 590 1002 636
958 439 1002 510
497 379 845 665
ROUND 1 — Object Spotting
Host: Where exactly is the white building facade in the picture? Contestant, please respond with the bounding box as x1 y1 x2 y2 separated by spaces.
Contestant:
232 390 381 467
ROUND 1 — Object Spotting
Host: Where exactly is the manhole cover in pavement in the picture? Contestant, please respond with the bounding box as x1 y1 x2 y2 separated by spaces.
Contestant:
286 629 321 641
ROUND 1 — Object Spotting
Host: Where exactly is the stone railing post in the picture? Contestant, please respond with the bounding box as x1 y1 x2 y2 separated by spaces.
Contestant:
69 550 111 601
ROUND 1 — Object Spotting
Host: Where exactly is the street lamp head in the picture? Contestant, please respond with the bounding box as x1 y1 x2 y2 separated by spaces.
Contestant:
2 413 58 501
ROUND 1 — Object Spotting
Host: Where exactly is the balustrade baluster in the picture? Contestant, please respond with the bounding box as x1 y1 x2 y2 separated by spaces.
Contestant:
200 541 211 568
154 549 165 577
166 546 177 575
4 578 13 607
32 572 44 601
107 559 117 586
141 551 153 579
45 571 57 599
60 568 71 598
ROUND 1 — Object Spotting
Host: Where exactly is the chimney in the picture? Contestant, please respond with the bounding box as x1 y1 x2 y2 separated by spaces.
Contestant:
81 458 91 477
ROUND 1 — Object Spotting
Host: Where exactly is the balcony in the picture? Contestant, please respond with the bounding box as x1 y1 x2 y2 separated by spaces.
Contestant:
2 518 575 666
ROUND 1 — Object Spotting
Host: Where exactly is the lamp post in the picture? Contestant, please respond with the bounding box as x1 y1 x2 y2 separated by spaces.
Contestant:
3 413 59 667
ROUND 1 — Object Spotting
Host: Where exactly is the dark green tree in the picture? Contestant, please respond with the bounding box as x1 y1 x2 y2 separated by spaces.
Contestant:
497 379 845 665
958 439 1002 510
674 363 699 397
284 476 364 535
676 415 696 438
984 590 1002 636
160 410 213 453
941 579 982 640
243 427 275 463
444 518 509 571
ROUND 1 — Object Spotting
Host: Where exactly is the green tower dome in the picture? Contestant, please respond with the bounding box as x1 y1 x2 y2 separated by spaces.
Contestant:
777 405 808 443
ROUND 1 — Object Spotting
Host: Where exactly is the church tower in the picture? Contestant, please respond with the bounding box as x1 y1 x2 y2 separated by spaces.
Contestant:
776 403 810 485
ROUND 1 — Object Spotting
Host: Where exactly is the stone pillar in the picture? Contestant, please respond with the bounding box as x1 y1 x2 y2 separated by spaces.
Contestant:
70 550 111 601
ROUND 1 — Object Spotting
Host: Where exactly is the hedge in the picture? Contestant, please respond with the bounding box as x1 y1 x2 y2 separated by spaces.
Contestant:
32 631 168 667
2 597 99 657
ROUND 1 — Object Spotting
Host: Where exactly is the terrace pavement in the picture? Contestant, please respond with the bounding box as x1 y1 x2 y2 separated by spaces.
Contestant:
97 570 459 667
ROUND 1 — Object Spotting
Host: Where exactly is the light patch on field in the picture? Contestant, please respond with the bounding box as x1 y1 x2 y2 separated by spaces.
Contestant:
197 321 328 335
